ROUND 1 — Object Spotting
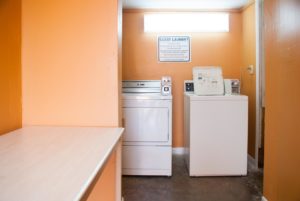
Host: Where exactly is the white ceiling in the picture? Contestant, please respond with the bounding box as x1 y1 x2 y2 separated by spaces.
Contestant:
123 0 251 10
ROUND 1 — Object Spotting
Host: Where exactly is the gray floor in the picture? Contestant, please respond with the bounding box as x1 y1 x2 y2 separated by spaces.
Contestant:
122 154 263 201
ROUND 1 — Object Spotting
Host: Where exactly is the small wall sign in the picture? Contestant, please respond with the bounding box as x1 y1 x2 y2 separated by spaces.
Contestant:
158 36 191 62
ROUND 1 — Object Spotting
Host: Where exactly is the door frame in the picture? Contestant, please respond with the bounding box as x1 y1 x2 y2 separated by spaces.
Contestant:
255 0 265 168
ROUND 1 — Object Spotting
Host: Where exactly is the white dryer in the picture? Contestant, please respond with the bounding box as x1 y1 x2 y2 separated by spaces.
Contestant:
122 80 172 176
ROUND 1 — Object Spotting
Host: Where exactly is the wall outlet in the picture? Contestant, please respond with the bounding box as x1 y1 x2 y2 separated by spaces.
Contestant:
247 65 254 75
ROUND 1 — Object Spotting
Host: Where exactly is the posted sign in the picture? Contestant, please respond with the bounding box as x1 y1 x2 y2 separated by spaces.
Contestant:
158 36 190 62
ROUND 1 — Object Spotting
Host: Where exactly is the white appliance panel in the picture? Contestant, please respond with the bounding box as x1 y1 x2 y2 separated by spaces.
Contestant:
123 107 169 142
123 99 172 107
184 94 248 176
122 146 172 176
190 98 247 176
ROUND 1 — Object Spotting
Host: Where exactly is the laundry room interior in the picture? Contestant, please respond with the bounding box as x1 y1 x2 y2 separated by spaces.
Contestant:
1 0 300 201
121 0 262 200
122 1 258 156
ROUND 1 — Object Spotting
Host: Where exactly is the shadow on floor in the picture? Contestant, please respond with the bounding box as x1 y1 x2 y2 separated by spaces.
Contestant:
122 154 263 201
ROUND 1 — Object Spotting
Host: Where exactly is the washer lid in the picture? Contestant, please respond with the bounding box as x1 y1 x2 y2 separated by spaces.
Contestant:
185 93 248 101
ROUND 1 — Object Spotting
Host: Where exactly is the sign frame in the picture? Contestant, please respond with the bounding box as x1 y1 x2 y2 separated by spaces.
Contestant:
157 36 191 63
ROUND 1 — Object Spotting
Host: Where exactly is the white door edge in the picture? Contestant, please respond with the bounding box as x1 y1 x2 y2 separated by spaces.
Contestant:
255 0 264 168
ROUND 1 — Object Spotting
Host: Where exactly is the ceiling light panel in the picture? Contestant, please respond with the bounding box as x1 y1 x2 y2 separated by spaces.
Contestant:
144 13 229 33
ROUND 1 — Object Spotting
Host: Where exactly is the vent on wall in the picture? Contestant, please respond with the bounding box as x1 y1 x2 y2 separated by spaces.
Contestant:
144 13 229 33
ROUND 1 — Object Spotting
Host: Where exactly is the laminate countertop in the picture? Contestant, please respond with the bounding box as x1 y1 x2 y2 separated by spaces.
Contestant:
0 126 124 201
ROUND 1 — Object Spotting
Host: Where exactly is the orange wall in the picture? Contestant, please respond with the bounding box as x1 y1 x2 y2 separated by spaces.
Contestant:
117 0 123 126
122 11 243 147
22 0 122 127
263 0 300 201
22 0 122 200
86 151 117 201
241 3 256 157
0 0 22 135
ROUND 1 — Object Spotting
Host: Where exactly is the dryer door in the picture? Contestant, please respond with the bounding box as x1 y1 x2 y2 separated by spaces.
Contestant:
123 107 169 143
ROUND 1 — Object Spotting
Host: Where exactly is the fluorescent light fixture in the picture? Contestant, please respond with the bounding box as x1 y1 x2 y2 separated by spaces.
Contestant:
144 13 229 33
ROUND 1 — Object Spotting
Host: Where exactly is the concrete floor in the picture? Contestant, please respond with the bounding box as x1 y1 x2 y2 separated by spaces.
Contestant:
122 154 263 201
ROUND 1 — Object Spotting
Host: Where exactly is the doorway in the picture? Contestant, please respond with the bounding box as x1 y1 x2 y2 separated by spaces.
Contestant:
255 0 265 169
240 0 265 170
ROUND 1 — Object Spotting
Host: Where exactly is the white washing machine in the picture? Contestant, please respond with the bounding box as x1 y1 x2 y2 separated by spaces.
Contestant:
184 93 248 176
122 80 172 176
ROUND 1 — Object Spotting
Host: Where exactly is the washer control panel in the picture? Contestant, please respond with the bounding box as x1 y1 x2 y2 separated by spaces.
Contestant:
184 80 194 93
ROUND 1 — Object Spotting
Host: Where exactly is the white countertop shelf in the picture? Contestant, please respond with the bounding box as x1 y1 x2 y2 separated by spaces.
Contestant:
0 126 124 201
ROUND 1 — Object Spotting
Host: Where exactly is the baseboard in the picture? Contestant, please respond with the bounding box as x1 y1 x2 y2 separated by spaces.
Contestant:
172 147 184 155
248 154 257 170
262 196 268 201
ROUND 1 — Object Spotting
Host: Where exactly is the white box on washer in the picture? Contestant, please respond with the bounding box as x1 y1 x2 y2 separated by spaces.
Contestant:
193 67 224 96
